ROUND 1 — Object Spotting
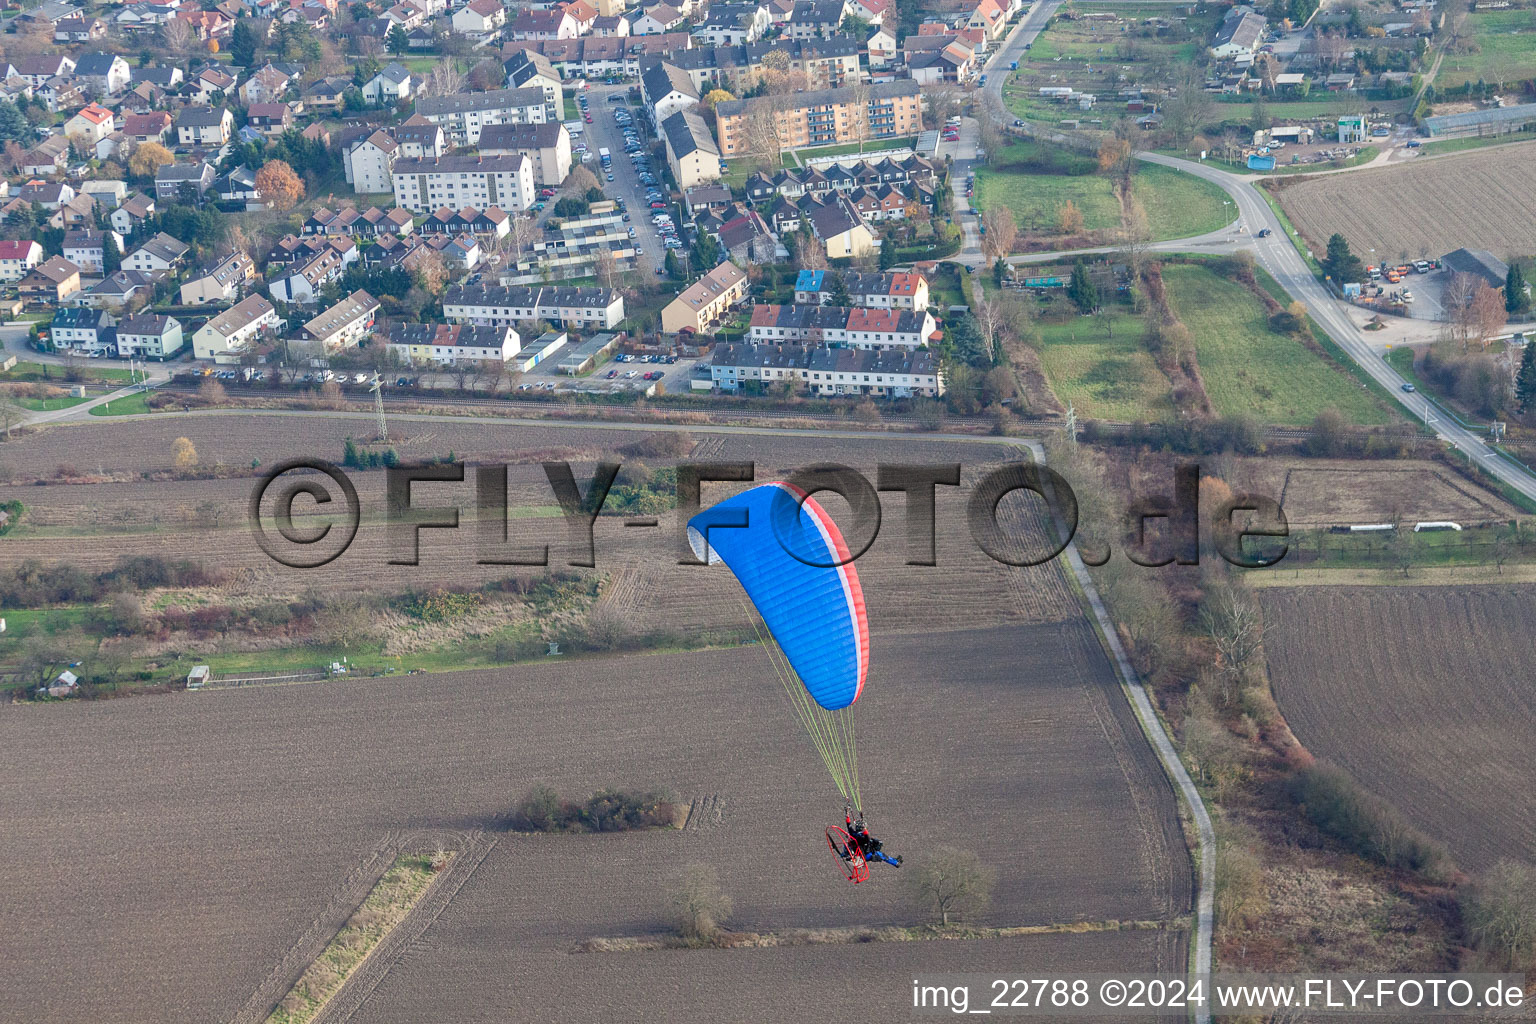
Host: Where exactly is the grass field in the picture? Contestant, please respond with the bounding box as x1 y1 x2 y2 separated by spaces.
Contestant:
1035 309 1169 421
794 136 917 161
17 394 89 411
89 392 153 416
1438 10 1536 89
1161 265 1394 425
975 142 1230 241
1420 130 1536 156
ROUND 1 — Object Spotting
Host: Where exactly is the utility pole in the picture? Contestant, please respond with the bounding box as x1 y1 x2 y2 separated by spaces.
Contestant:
370 373 387 442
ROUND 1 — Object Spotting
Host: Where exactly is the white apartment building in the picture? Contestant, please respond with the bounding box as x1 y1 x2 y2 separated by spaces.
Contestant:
413 87 553 146
391 154 536 213
442 284 625 330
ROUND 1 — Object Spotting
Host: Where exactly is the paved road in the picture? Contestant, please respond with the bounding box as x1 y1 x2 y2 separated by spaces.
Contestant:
579 84 668 273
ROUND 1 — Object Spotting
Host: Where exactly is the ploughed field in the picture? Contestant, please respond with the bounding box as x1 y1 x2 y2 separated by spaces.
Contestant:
1270 144 1536 262
0 415 1081 633
0 625 1191 1022
1260 584 1536 873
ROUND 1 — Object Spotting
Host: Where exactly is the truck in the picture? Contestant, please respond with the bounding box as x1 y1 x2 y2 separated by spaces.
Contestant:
599 147 611 167
1009 60 1018 70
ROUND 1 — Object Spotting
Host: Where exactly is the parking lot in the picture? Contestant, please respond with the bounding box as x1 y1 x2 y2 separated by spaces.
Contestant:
516 345 703 395
572 83 680 271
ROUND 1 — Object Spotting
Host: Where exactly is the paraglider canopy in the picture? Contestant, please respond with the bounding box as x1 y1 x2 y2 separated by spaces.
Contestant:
687 482 869 710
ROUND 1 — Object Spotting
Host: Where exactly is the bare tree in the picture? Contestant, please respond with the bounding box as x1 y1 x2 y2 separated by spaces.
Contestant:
742 104 783 170
563 165 599 197
973 289 1003 362
672 862 733 940
593 248 618 291
508 212 541 253
159 16 192 56
923 84 964 131
1463 860 1536 970
844 78 870 155
981 205 1018 264
420 61 466 99
905 846 994 926
1444 271 1479 347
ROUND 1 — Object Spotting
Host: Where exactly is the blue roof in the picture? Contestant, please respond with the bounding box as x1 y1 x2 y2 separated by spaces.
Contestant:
795 269 825 291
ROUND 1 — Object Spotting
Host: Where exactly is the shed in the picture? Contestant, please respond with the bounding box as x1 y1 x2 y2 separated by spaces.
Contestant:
187 665 211 689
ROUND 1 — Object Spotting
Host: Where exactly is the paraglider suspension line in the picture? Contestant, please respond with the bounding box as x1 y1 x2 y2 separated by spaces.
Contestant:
743 603 861 809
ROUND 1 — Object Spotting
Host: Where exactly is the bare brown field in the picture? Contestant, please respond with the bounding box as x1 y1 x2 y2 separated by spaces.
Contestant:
1260 584 1536 873
1271 145 1536 259
0 624 1191 1022
1261 461 1517 529
0 416 1080 633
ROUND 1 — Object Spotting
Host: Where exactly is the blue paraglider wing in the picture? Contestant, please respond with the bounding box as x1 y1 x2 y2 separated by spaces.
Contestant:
688 482 868 710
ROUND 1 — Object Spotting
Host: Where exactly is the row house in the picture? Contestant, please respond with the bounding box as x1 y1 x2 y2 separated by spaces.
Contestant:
709 342 944 397
506 33 693 78
304 206 416 239
442 284 625 330
794 269 929 309
749 303 937 349
265 233 357 269
660 260 747 335
386 323 521 366
419 205 511 239
50 307 113 352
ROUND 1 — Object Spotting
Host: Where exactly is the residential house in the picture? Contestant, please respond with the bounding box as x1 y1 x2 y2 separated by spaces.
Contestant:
53 16 107 42
175 106 234 147
35 76 85 114
110 193 156 236
0 240 43 283
785 0 847 39
124 232 190 274
18 138 68 176
966 0 1008 39
20 256 82 306
155 162 215 200
639 59 698 127
709 342 943 396
304 76 353 110
192 294 278 361
363 63 413 105
84 269 156 309
452 0 506 39
794 268 928 308
136 66 184 91
477 122 571 186
80 180 126 207
805 192 874 257
303 289 379 350
387 322 520 365
4 56 75 88
246 102 294 137
212 165 260 204
49 193 96 231
63 103 114 146
122 111 173 145
305 205 416 238
631 2 683 34
49 307 113 352
590 14 629 35
501 49 563 108
661 260 747 334
419 205 510 238
114 314 183 358
1210 6 1266 59
748 302 935 348
16 180 74 210
693 1 770 46
174 7 233 38
73 53 130 96
661 109 720 190
190 67 237 102
395 114 446 158
425 231 482 269
509 6 578 38
62 228 121 273
240 63 292 106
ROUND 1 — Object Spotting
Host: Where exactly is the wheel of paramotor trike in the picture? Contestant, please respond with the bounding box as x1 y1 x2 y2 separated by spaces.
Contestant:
826 826 868 883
